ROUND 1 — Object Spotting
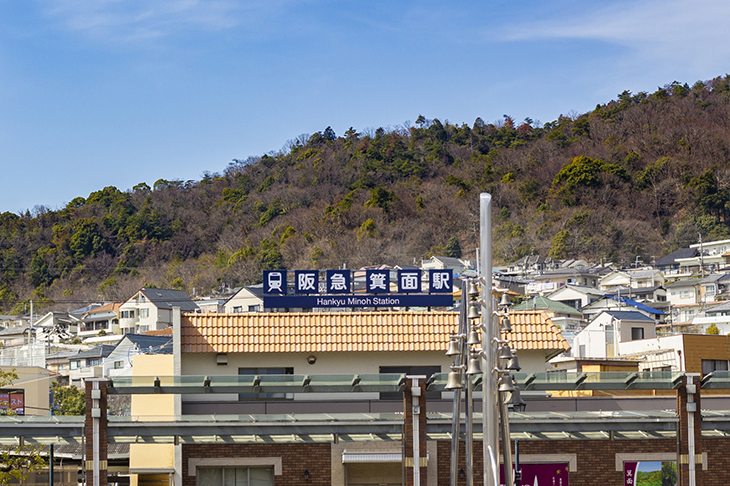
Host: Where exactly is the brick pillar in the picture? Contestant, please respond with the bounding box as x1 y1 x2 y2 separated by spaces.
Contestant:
677 374 702 486
404 376 427 486
85 378 108 486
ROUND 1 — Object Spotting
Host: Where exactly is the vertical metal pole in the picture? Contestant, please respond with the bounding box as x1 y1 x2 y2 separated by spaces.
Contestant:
412 377 421 486
450 290 466 486
49 444 54 486
465 353 474 486
500 397 514 486
480 193 498 486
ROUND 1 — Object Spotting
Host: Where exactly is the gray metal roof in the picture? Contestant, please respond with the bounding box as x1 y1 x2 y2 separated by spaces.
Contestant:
601 310 656 321
138 288 199 311
114 334 173 354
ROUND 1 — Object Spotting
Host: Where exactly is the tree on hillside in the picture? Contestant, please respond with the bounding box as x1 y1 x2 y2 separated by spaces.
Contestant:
445 236 462 258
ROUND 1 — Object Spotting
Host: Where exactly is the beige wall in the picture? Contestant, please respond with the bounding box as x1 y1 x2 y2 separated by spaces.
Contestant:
130 355 176 476
0 366 56 416
180 349 552 403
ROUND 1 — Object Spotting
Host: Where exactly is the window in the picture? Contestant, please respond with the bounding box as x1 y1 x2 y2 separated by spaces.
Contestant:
87 359 100 367
379 365 441 400
232 306 242 313
114 360 124 369
70 361 79 370
702 359 729 375
198 467 273 486
121 310 136 319
579 345 586 358
139 308 149 318
238 368 293 400
631 327 644 340
248 305 261 312
706 285 716 297
58 363 67 371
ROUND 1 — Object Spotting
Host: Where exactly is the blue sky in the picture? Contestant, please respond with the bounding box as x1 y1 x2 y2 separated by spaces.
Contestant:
2 0 730 213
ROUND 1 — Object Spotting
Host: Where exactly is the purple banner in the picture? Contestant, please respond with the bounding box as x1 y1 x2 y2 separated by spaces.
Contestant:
501 462 569 486
625 462 639 486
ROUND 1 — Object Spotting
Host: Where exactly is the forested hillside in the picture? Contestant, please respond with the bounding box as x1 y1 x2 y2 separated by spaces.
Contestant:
4 76 730 313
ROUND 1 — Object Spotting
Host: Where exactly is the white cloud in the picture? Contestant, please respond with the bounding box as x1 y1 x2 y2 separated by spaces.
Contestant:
39 0 287 43
502 0 730 75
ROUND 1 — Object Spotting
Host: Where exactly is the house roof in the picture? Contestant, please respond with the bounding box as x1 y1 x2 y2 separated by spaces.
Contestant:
705 301 730 315
654 248 699 267
605 285 663 295
585 295 665 316
600 310 655 322
697 273 730 285
115 334 173 354
84 302 122 316
73 345 116 360
664 279 699 289
548 284 603 296
180 311 570 355
136 288 199 311
512 296 581 315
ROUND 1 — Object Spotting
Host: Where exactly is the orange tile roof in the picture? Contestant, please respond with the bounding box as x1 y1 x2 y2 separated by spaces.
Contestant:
181 311 570 355
507 311 571 357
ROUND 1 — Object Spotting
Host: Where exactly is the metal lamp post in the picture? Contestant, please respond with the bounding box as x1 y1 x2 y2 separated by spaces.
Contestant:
445 193 525 486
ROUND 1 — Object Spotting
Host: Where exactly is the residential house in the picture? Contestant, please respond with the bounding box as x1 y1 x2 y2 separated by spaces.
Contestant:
663 279 702 329
224 285 265 313
696 273 730 304
33 312 77 343
604 285 669 314
119 288 199 333
653 247 699 279
68 345 116 388
673 238 730 274
618 333 730 373
103 334 173 377
580 295 665 323
598 268 665 291
75 303 122 339
546 284 603 312
499 255 555 277
572 310 657 359
526 268 602 295
420 255 474 275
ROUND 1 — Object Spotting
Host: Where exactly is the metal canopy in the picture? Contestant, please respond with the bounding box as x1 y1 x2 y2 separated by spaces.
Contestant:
427 371 685 392
108 373 408 394
701 371 730 389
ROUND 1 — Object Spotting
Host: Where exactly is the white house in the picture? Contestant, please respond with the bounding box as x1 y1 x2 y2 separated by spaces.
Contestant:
598 269 665 291
103 334 173 377
224 285 265 313
119 288 199 333
547 284 604 311
572 310 656 359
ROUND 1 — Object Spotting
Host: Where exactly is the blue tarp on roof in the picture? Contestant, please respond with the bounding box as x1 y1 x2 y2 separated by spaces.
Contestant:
589 294 665 316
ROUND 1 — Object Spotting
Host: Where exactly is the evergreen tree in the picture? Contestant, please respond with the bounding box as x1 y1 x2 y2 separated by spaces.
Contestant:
445 236 462 258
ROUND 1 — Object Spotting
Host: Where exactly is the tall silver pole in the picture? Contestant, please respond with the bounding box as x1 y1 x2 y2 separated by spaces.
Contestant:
465 351 474 486
500 396 514 486
450 291 466 486
480 193 498 486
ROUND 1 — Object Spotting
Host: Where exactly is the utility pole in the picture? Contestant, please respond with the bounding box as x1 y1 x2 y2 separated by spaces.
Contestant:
699 233 705 278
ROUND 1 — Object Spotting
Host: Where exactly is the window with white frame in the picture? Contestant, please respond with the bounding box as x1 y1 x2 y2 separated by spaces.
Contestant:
198 467 274 486
139 308 149 318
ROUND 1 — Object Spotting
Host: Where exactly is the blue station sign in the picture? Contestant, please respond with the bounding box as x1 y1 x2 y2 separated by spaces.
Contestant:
262 269 454 309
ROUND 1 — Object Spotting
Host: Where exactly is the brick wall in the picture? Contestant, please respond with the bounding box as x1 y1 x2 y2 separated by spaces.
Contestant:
182 444 331 486
436 438 677 486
